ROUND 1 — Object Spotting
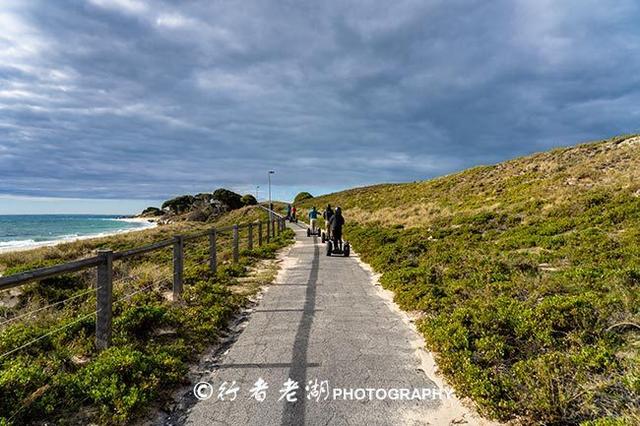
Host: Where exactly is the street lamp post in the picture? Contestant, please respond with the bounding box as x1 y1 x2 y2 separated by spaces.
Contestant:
268 170 275 222
256 185 260 200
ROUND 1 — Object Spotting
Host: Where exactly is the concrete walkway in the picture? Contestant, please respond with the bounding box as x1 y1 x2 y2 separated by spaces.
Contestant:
183 224 464 425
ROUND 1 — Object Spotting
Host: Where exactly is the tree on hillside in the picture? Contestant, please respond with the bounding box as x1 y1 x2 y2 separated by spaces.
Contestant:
161 195 196 214
294 192 314 203
241 194 258 206
140 206 163 217
194 193 215 205
213 188 243 210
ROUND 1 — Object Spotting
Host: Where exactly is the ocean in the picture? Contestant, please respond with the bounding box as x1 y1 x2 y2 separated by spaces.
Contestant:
0 215 155 251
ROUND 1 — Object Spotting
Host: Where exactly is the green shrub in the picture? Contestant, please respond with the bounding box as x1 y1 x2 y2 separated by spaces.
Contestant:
293 191 313 203
114 305 170 339
76 346 184 423
140 207 163 217
213 188 243 210
241 194 258 206
161 195 195 214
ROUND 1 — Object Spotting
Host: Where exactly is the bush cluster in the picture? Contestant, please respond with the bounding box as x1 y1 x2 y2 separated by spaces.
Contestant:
151 188 259 219
293 191 313 203
241 194 258 206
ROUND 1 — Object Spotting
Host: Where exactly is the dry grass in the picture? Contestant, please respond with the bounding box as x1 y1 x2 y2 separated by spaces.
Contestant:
298 134 640 230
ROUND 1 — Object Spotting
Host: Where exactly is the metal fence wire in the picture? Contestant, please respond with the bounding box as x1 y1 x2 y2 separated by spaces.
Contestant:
0 210 286 356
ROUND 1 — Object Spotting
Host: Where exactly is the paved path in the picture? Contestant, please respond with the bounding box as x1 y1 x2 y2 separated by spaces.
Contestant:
184 223 449 425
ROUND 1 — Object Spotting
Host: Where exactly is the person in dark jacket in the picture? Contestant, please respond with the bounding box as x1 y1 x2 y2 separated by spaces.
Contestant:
323 204 334 239
329 207 345 249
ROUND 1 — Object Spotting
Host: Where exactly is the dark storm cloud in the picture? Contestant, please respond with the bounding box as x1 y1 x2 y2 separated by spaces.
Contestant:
1 0 639 200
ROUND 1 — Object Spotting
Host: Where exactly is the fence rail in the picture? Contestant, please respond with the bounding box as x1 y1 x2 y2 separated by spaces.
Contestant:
0 257 102 291
0 210 287 352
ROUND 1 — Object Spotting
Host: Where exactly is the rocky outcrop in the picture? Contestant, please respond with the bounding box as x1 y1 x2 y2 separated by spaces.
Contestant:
144 188 258 223
140 207 164 217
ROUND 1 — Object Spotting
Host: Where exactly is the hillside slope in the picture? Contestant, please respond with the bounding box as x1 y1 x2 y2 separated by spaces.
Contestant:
298 135 640 425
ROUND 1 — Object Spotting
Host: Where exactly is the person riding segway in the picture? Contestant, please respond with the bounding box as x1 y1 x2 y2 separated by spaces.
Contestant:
322 204 334 243
327 207 349 256
307 206 320 237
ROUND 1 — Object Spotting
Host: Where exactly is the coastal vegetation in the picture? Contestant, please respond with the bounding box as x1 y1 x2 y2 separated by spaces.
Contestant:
241 194 258 206
152 187 259 223
293 191 313 203
297 135 640 425
212 188 244 210
140 206 163 217
0 206 294 424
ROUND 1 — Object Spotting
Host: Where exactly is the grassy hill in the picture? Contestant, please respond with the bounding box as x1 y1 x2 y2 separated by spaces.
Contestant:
297 135 640 425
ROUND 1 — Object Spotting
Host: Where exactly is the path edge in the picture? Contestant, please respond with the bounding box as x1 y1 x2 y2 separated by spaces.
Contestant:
352 248 503 426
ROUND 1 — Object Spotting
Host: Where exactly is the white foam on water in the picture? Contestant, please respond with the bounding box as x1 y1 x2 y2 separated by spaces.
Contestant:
0 219 158 254
0 239 38 249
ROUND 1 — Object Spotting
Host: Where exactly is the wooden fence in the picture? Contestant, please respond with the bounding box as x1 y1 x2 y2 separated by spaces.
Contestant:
0 212 286 352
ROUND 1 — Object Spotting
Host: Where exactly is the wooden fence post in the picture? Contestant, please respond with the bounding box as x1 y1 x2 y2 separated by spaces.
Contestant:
233 224 239 263
209 229 217 274
96 249 113 351
173 235 184 301
258 221 263 246
248 223 253 250
266 219 271 243
272 219 276 238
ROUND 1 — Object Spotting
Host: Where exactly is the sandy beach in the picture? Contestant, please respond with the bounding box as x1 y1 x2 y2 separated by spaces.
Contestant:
0 217 158 255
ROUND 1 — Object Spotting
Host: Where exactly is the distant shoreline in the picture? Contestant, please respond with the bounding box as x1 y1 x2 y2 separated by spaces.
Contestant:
0 217 158 255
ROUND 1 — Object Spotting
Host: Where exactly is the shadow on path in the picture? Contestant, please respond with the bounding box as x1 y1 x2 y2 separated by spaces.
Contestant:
280 238 319 425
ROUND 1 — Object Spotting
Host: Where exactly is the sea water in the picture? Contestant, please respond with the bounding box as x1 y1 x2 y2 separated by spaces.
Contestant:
0 215 154 251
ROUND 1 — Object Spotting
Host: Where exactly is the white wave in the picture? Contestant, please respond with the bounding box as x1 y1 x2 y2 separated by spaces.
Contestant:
58 233 81 239
0 239 38 249
113 217 155 225
0 220 158 254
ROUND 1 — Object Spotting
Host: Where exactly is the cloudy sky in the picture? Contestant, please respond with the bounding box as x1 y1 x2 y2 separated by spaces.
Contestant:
1 0 639 213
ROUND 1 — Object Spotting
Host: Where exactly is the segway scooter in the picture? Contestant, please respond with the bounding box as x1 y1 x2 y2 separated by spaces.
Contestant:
307 223 321 237
326 238 350 257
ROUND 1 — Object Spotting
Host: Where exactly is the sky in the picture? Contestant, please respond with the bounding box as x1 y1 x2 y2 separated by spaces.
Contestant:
1 0 639 214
